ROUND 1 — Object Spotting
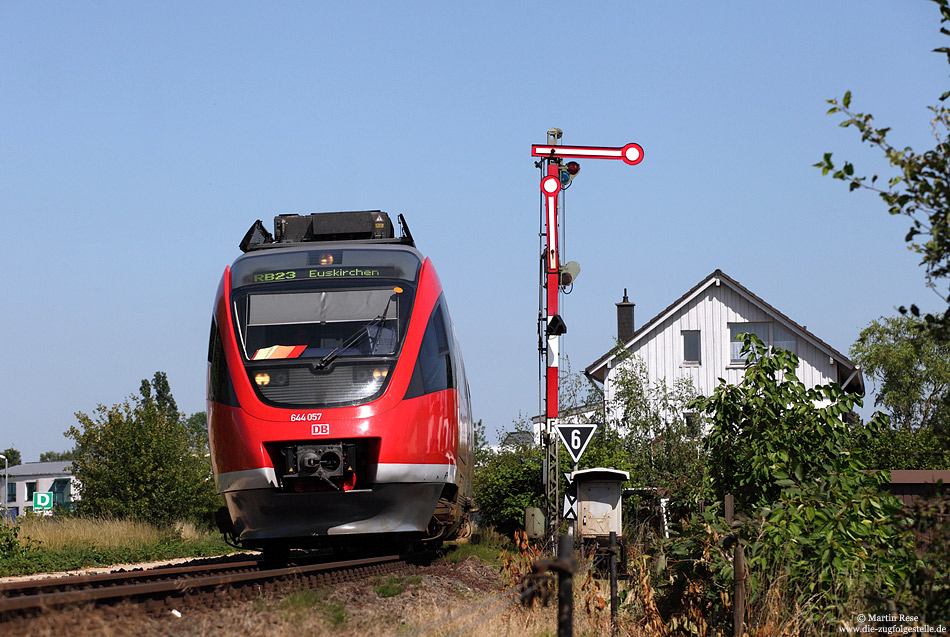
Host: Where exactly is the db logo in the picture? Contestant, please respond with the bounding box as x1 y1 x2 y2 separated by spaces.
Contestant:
311 423 330 436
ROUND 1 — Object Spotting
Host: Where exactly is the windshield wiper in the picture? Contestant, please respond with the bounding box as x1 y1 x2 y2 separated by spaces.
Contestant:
314 294 396 370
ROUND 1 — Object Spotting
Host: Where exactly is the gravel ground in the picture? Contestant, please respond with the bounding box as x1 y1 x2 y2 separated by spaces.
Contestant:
9 556 624 636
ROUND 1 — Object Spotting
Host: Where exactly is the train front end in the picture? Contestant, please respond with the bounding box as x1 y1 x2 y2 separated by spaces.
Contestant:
207 212 473 552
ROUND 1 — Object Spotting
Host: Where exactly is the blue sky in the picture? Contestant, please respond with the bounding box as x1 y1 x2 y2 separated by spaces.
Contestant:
1 2 946 463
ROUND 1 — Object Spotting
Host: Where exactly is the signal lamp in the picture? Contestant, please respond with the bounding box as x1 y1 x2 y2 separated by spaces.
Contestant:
559 161 581 188
558 260 581 287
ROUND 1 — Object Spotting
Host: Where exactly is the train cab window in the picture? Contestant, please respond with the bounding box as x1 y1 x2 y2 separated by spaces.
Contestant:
405 299 455 399
232 285 416 408
233 287 414 362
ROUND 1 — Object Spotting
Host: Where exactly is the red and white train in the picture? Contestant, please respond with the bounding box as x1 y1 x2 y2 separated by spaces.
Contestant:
207 211 473 557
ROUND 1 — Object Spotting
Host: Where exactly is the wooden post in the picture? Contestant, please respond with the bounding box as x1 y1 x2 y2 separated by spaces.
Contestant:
725 494 745 637
734 543 746 636
558 534 573 637
609 531 618 633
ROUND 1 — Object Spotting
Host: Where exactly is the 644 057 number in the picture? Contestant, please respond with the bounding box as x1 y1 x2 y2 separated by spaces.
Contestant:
291 413 323 422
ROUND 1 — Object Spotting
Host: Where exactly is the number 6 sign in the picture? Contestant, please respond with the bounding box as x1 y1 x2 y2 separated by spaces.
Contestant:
555 423 598 464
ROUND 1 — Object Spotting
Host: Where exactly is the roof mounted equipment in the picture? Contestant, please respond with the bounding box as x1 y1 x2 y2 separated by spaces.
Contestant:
239 210 415 252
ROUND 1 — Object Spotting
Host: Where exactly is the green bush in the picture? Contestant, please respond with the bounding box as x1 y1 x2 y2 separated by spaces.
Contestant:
472 419 542 537
661 334 915 625
66 372 220 527
895 494 950 624
0 518 33 561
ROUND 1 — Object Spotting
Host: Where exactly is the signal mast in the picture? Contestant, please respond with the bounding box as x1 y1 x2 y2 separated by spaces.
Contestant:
531 129 643 542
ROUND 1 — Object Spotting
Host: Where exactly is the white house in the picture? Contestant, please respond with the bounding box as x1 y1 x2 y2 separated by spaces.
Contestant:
584 269 864 412
2 461 80 517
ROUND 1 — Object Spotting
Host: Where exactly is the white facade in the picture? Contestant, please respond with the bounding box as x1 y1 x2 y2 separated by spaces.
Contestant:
1 461 80 517
586 270 864 407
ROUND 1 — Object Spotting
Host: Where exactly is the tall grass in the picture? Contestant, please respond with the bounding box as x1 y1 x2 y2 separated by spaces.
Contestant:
0 515 235 577
18 516 166 551
616 519 879 635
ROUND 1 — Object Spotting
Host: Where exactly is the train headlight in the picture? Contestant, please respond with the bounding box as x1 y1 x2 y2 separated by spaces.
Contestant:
254 373 271 386
372 368 388 380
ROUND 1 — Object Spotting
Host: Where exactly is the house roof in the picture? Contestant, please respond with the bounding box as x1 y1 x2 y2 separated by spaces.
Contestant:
4 461 74 478
584 269 864 395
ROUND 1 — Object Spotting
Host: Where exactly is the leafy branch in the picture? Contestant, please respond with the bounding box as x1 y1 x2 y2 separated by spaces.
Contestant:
815 0 950 315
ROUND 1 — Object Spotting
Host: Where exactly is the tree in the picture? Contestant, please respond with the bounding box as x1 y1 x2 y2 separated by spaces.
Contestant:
66 372 219 526
472 419 491 467
681 334 911 619
472 415 543 536
604 352 704 504
851 314 950 433
555 356 637 474
184 411 209 455
856 425 950 470
693 334 884 510
816 0 950 335
39 449 79 462
145 371 179 423
0 448 21 468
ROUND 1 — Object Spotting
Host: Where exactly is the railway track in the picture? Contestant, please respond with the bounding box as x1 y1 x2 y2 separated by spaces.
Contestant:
0 551 420 623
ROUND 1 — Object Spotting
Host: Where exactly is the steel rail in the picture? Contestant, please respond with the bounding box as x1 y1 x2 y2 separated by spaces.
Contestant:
0 554 401 615
0 559 261 596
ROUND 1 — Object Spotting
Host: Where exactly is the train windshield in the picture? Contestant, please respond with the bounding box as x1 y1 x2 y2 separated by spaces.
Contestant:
233 286 413 362
231 283 415 408
228 246 421 408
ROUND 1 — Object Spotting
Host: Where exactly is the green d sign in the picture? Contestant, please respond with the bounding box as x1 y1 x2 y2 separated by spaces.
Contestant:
33 492 52 510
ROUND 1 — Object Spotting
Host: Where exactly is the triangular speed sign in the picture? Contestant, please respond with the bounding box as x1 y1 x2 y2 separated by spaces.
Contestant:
555 423 598 464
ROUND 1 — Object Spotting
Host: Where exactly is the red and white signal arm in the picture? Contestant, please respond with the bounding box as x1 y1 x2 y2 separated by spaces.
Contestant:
531 143 644 166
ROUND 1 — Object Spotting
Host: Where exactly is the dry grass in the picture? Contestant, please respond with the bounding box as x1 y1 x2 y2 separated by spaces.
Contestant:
16 516 214 550
171 520 207 542
17 516 168 550
121 557 627 637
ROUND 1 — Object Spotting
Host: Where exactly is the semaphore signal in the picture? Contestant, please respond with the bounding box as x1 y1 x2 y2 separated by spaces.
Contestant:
532 128 644 541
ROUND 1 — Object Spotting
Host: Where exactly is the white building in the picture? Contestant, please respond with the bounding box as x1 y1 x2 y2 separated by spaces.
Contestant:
584 269 864 410
2 461 80 517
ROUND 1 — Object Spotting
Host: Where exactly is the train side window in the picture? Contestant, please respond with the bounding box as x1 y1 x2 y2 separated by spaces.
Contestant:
405 299 454 399
209 318 240 407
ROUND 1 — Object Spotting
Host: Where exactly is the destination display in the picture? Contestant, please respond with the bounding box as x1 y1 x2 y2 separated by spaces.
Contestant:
244 266 396 285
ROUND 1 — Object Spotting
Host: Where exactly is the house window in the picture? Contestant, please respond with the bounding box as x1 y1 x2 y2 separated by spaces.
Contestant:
6 482 14 503
26 481 36 502
51 479 71 507
730 323 797 362
685 412 701 437
772 324 797 355
683 331 701 364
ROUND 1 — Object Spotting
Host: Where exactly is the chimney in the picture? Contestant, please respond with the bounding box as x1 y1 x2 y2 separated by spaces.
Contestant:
616 288 636 343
